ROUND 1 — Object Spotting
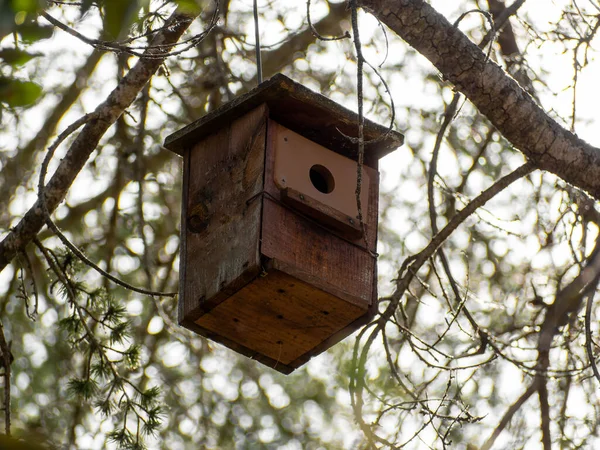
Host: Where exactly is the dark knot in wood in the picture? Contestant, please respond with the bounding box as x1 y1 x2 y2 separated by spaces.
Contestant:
187 203 210 234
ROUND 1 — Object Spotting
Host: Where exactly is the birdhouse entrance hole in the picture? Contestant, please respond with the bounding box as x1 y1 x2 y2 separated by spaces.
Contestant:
163 74 404 374
309 164 335 194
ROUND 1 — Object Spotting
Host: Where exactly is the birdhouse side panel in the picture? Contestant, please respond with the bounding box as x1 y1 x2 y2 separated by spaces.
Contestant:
179 105 268 322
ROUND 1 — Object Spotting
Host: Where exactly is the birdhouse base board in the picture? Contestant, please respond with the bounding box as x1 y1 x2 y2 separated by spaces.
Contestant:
191 267 367 371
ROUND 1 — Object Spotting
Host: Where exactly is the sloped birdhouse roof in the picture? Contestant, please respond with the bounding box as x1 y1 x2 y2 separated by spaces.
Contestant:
163 73 404 162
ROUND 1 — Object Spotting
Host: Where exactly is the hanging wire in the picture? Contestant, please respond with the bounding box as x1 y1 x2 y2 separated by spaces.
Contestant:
253 0 263 84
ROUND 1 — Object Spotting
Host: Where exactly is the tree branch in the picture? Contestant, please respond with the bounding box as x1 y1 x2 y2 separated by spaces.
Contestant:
0 320 11 435
0 11 195 273
538 379 552 450
0 49 103 220
359 0 600 200
480 381 537 450
261 1 350 76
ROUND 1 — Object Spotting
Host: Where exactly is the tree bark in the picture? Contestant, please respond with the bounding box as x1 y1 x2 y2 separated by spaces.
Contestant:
0 11 194 272
0 49 103 221
359 0 600 200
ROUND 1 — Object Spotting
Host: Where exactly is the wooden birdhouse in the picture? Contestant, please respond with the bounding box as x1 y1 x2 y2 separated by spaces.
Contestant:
164 74 403 374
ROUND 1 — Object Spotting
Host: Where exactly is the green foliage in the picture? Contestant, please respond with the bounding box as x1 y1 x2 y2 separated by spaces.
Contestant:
0 48 41 66
67 378 100 400
101 0 144 39
10 0 45 14
0 0 52 41
13 21 54 43
106 429 139 449
0 77 42 107
45 249 164 449
174 0 203 14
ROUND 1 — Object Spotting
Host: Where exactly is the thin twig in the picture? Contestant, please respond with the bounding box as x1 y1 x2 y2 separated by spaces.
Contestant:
454 9 496 63
584 284 600 383
349 0 373 255
427 93 484 342
36 113 177 298
45 216 177 297
0 320 11 436
352 162 535 446
41 5 217 59
253 0 262 83
38 113 98 199
307 0 350 41
134 84 154 287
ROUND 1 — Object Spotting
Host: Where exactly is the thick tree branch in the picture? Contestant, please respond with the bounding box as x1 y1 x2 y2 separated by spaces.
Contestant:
0 11 195 273
0 49 103 221
359 0 600 200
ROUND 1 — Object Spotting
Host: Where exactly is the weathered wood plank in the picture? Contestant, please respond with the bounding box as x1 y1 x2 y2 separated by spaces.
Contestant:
261 198 376 307
180 104 268 321
196 268 364 365
177 144 190 322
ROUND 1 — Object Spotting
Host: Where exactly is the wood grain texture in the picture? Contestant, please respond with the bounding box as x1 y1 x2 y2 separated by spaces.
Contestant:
195 268 364 365
180 104 268 321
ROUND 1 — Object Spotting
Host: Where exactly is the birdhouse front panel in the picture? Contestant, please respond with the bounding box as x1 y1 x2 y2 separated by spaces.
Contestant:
261 119 380 308
164 74 404 374
272 121 371 223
